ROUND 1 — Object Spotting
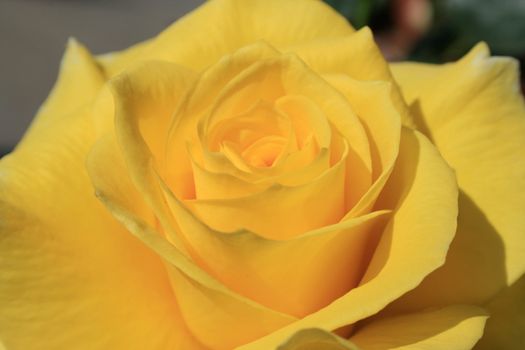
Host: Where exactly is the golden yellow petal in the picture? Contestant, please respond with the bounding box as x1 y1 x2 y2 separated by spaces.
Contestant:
100 0 354 76
387 43 525 311
165 44 372 216
87 111 295 349
277 95 331 150
87 134 155 227
474 275 525 349
107 61 197 253
237 128 458 350
0 109 203 349
351 305 488 350
277 329 359 350
112 61 195 163
291 27 413 127
166 42 281 199
19 39 104 149
96 192 295 350
167 266 293 350
325 76 401 213
189 145 331 201
97 37 153 76
187 155 347 238
185 53 371 235
158 174 391 317
194 53 368 172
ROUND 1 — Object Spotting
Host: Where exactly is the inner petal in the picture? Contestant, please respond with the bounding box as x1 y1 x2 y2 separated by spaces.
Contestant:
241 135 288 168
206 100 293 172
208 101 288 149
275 94 331 151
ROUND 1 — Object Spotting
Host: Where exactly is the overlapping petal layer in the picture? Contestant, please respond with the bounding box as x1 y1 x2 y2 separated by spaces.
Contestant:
148 41 375 239
99 0 355 76
325 76 400 216
382 44 525 348
351 305 487 350
3 0 519 348
87 25 463 348
475 275 525 349
19 39 104 148
94 190 296 350
161 176 390 317
87 31 460 349
0 45 202 350
290 27 412 127
276 305 488 350
89 61 306 349
277 329 359 350
238 128 458 350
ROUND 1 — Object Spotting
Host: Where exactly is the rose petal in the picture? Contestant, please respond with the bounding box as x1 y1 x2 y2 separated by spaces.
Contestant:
237 128 458 349
189 95 334 200
99 0 355 76
186 53 371 237
166 42 281 199
290 27 413 127
111 61 196 167
324 77 401 215
0 109 202 349
386 43 525 311
108 61 197 253
91 77 297 349
475 275 525 349
186 155 347 238
277 328 359 350
191 53 370 178
19 39 104 148
96 193 295 350
351 305 488 350
159 174 391 317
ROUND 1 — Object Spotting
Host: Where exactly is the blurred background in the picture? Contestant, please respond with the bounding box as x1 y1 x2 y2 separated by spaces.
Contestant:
1 0 524 156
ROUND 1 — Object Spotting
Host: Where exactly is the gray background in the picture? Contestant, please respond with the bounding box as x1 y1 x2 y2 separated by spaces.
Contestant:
0 0 204 151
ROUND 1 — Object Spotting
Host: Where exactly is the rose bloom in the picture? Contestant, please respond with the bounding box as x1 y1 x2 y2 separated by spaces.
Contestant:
1 0 524 349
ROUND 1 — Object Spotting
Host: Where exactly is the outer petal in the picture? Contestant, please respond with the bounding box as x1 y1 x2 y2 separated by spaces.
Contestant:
93 61 196 162
186 158 347 239
161 175 390 317
277 329 359 350
96 193 295 350
165 42 282 199
185 53 372 233
474 275 525 349
351 305 488 350
291 27 413 127
88 129 296 350
92 62 297 349
238 128 458 350
100 0 354 76
0 109 203 349
19 39 105 148
189 97 333 199
108 61 198 254
387 43 525 311
324 76 401 217
276 306 487 350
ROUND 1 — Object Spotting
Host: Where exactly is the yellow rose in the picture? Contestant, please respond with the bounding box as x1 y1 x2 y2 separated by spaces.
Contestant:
1 0 524 349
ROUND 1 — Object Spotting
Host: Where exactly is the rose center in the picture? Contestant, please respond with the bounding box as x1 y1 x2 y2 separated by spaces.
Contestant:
208 100 292 169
